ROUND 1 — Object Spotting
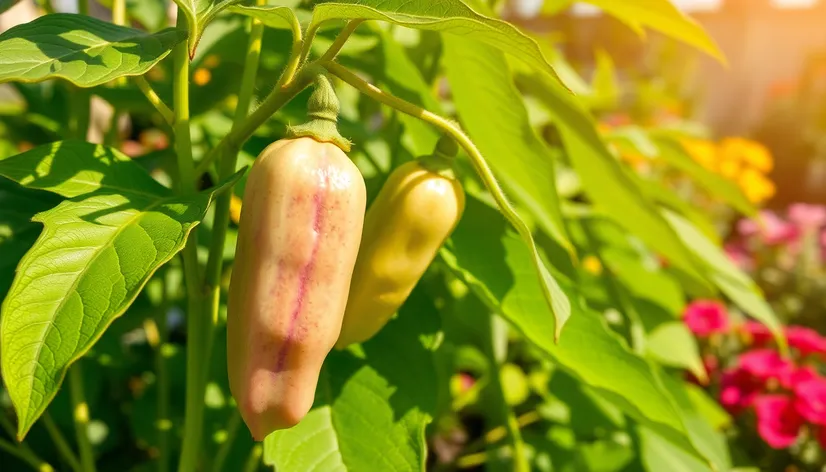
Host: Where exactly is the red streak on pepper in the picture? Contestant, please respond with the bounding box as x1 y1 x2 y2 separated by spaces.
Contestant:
274 171 327 373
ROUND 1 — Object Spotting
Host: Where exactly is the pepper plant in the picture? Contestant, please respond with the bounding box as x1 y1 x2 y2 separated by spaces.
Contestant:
0 0 788 471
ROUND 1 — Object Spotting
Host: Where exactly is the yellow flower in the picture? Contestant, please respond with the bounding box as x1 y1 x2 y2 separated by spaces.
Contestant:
193 68 212 86
720 137 773 173
738 168 776 203
682 138 717 170
582 255 603 276
718 158 741 179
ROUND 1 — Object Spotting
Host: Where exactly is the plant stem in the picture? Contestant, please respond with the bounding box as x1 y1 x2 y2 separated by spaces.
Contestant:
68 364 96 472
41 413 82 472
173 12 207 472
242 444 263 472
155 277 171 472
325 60 566 339
274 9 303 90
318 20 363 63
0 438 54 472
77 0 88 16
210 411 242 472
200 0 266 405
134 76 174 126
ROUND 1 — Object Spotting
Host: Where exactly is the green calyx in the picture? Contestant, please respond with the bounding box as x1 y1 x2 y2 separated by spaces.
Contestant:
286 73 352 152
419 135 459 179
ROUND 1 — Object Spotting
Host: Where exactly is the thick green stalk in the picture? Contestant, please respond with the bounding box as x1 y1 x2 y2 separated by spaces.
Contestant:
68 365 95 472
41 413 82 472
173 13 207 472
200 0 266 399
242 445 263 472
0 438 53 472
210 411 242 472
76 0 87 16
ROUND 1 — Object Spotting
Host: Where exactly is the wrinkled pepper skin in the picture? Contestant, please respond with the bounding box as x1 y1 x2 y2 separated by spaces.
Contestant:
336 160 465 348
227 137 366 440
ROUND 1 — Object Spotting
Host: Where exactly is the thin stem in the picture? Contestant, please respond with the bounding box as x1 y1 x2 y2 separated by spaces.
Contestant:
298 22 321 66
77 0 88 16
68 364 96 472
0 438 53 472
318 20 364 63
274 9 303 90
210 411 242 472
134 76 174 126
174 12 207 472
155 277 171 472
111 0 126 25
242 444 263 472
0 412 17 440
38 0 56 15
325 61 563 338
200 0 266 405
41 413 82 472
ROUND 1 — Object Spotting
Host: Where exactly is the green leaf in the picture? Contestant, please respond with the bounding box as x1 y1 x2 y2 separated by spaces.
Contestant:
646 323 706 383
172 0 243 57
441 197 709 462
581 0 725 63
0 0 21 14
655 135 756 216
0 141 240 439
0 14 187 87
662 211 786 352
310 0 561 83
443 35 572 257
228 4 306 31
638 425 713 472
685 383 732 432
516 72 707 287
0 178 59 299
264 288 438 471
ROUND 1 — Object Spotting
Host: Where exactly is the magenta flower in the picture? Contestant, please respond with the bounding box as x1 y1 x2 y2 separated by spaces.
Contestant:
741 321 773 346
786 326 826 356
793 376 826 425
753 395 804 449
737 211 799 246
720 367 763 414
738 349 795 382
788 203 826 230
781 366 819 389
683 300 730 337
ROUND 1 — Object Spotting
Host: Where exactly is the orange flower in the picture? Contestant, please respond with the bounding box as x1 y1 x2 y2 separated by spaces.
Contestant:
720 138 773 173
682 138 717 170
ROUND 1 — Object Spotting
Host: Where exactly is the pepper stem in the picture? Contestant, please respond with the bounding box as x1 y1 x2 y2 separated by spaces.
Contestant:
419 135 459 179
286 73 352 152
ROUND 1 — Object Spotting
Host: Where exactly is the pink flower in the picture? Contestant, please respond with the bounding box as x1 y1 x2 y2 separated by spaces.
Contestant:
737 211 799 245
720 367 763 414
793 376 826 425
788 203 826 230
740 321 773 346
738 349 794 382
786 326 826 356
780 366 819 389
753 395 804 448
724 243 754 271
683 300 730 337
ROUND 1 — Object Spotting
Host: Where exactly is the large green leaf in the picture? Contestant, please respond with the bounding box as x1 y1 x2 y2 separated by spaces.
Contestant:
310 0 560 83
171 0 243 56
638 426 713 472
443 35 572 256
663 211 786 351
0 14 187 87
0 141 239 439
516 71 707 287
264 288 439 471
440 197 710 463
581 0 725 63
0 178 59 300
